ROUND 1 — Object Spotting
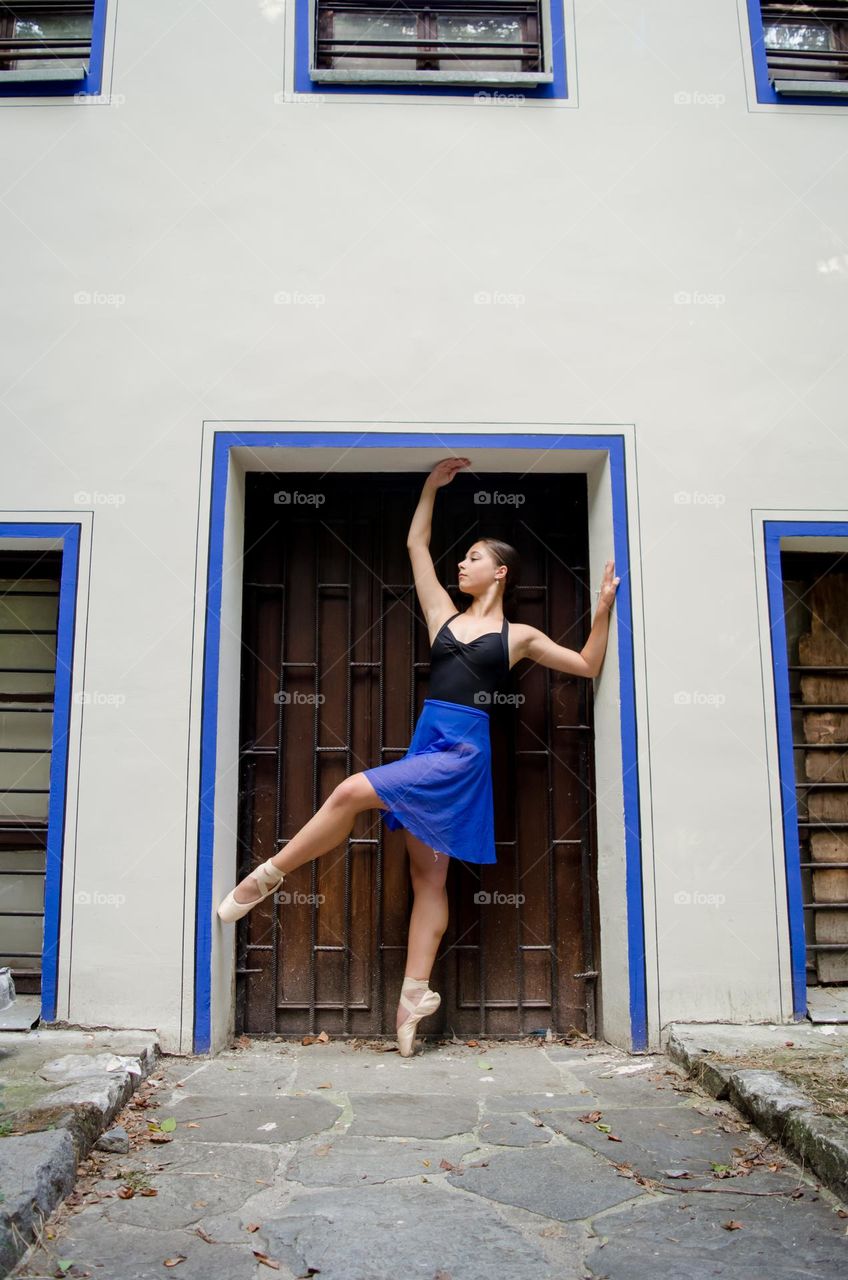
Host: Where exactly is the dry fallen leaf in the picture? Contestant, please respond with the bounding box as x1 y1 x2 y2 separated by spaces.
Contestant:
316 1081 333 1089
722 1220 743 1231
163 1256 187 1267
245 1223 261 1233
117 1187 134 1199
253 1250 281 1269
194 1227 216 1243
579 1111 603 1124
139 1188 158 1197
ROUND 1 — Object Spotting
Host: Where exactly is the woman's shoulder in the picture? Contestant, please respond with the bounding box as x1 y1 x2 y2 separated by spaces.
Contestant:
505 621 539 661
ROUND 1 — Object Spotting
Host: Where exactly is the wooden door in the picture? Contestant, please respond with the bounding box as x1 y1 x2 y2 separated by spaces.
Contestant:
234 470 599 1039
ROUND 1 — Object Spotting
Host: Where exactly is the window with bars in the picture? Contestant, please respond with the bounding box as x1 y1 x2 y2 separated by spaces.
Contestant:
0 1 97 85
309 0 554 86
760 2 848 96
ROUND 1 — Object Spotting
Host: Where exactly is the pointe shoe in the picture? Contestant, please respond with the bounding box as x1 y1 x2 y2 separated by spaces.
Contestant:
396 977 441 1057
217 857 286 923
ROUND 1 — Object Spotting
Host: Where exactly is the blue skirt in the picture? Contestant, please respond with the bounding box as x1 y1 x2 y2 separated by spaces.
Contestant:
363 697 497 865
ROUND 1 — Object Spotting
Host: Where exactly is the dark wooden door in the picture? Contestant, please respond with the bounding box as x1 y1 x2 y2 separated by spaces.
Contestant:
235 470 599 1039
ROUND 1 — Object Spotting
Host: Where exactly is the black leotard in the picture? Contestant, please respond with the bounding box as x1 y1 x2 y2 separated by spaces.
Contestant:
429 611 510 711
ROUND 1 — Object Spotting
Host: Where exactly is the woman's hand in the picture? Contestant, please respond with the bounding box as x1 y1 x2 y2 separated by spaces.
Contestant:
599 560 621 610
426 457 471 489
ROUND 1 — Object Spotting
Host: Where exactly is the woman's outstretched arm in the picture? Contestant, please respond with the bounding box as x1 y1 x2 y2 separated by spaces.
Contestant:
406 458 469 630
516 560 620 679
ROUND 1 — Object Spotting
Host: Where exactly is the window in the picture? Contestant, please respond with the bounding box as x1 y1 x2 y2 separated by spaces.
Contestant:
0 550 61 1003
309 0 554 87
759 2 848 97
0 0 106 95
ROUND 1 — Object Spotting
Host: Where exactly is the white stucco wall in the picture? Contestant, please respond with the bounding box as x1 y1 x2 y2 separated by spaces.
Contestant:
2 1 845 1053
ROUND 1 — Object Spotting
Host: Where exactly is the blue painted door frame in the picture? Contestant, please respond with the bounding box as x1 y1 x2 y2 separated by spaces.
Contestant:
195 432 646 1052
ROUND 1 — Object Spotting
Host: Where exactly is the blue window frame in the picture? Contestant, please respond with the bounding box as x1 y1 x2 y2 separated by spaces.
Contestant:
0 0 108 98
294 0 567 99
748 0 848 106
764 521 848 1020
0 523 80 1024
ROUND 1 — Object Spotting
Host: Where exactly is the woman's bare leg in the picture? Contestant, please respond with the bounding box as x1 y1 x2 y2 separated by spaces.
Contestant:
231 773 387 905
397 832 450 1030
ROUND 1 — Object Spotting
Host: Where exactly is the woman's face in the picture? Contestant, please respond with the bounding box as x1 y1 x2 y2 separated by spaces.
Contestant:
457 543 501 594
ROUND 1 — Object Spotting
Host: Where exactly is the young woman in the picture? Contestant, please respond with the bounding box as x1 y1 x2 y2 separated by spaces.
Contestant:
218 456 620 1055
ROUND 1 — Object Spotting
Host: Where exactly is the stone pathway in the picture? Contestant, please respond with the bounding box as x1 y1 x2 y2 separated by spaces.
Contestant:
10 1037 848 1279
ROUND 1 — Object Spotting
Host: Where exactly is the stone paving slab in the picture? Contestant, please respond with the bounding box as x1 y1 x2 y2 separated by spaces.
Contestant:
9 1037 848 1280
346 1090 478 1138
261 1181 570 1280
92 1143 281 1232
446 1143 646 1220
145 1092 341 1144
284 1132 482 1185
543 1103 755 1183
585 1173 848 1278
559 1054 693 1108
15 1216 262 1280
162 1053 298 1096
477 1111 553 1146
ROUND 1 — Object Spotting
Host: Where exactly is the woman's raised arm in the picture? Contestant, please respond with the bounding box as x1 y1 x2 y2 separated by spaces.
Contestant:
406 458 470 630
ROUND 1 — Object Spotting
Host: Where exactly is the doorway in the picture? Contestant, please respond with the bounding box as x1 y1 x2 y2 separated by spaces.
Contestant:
232 469 600 1039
